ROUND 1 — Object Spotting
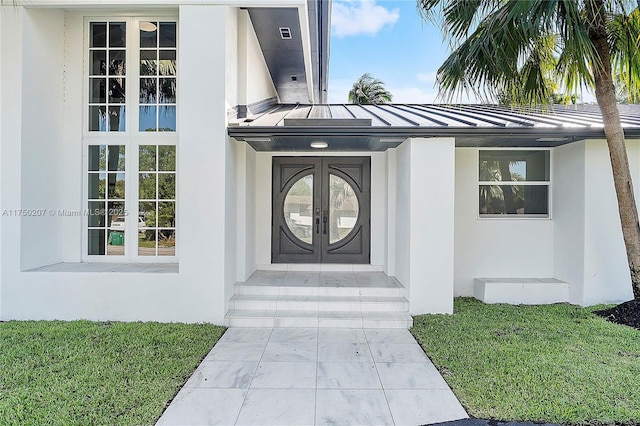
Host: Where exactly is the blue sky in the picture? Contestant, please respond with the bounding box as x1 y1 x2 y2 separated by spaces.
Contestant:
328 0 450 103
327 0 596 104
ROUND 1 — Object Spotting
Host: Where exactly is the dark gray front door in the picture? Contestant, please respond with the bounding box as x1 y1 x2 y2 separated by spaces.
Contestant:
272 157 371 263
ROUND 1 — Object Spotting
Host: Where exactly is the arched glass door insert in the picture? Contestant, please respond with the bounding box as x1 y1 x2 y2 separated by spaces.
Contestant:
283 175 314 245
329 174 359 244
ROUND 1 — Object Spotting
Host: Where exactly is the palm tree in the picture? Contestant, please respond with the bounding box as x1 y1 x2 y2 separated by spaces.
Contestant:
418 0 640 298
348 73 393 104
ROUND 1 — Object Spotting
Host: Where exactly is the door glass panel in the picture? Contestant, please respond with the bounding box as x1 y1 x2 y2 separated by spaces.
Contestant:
283 175 314 244
329 174 359 244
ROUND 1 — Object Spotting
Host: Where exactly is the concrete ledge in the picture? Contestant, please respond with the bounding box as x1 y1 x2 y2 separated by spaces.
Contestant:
474 278 569 304
25 262 179 274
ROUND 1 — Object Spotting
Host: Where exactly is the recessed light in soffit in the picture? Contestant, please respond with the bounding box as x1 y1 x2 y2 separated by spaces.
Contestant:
140 21 157 32
310 141 328 149
279 27 292 39
245 137 272 143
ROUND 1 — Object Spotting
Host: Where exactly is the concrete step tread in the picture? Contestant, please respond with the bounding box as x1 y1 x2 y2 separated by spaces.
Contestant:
230 294 408 303
225 309 413 319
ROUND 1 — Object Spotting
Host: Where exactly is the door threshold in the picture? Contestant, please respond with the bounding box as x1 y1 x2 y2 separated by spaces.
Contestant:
256 264 384 272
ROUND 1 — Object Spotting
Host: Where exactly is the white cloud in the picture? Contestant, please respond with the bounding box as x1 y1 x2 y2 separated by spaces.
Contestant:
416 72 438 84
332 0 400 38
388 86 439 103
327 78 356 103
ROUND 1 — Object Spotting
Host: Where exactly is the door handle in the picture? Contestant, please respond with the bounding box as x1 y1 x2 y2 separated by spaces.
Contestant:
315 217 320 234
322 210 328 234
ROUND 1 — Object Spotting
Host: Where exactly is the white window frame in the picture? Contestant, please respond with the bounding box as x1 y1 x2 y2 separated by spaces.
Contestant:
477 147 552 220
82 16 178 262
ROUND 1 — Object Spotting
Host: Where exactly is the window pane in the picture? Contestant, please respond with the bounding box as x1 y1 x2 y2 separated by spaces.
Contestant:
108 78 126 103
88 106 106 131
90 51 106 75
158 229 175 256
88 173 106 199
158 78 176 104
479 185 549 216
159 78 176 103
107 145 125 171
139 106 157 131
139 173 156 199
158 173 175 199
329 174 359 244
139 78 157 103
88 229 105 255
108 22 126 48
107 201 125 226
88 145 106 171
108 106 125 131
107 230 125 255
90 78 106 103
159 50 176 75
158 146 176 171
107 173 125 198
158 106 176 131
138 229 157 256
140 50 157 75
139 21 158 47
479 151 550 181
283 175 314 244
139 201 156 227
159 22 177 47
158 201 175 227
108 50 126 76
88 201 105 227
139 146 157 171
90 23 107 48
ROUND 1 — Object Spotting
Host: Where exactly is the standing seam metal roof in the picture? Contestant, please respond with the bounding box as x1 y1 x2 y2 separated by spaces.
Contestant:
236 103 640 129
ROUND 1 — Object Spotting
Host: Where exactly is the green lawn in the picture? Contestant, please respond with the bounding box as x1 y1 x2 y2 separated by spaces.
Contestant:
412 298 640 425
0 320 225 426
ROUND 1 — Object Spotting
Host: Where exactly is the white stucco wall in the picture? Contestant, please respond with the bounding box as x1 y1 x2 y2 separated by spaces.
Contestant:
394 142 411 290
394 138 455 314
454 148 555 296
179 5 231 323
582 139 636 304
553 141 586 304
238 10 277 105
20 9 66 271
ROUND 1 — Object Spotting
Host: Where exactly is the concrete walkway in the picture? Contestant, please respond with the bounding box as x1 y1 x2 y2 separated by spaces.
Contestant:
156 327 468 426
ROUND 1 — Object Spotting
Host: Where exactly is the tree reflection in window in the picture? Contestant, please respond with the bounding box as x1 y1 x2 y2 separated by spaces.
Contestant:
479 151 549 216
139 22 177 132
138 145 176 256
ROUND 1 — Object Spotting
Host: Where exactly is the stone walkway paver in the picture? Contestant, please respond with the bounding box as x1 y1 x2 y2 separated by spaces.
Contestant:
156 327 468 426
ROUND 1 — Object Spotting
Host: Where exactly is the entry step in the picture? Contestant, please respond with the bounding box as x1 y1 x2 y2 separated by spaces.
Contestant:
230 295 409 312
225 309 413 328
225 271 412 329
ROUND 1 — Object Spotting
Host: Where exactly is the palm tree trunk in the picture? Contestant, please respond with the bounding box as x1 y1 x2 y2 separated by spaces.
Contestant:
587 0 640 299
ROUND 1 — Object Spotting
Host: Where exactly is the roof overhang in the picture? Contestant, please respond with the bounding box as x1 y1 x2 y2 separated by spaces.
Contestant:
228 103 640 151
229 125 640 151
246 1 330 104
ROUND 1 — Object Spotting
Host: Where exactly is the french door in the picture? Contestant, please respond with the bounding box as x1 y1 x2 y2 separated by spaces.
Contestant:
272 157 371 263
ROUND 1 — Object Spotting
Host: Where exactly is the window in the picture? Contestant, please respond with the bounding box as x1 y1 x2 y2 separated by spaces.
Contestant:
138 145 176 256
85 18 177 260
139 22 177 132
478 150 550 217
88 21 127 131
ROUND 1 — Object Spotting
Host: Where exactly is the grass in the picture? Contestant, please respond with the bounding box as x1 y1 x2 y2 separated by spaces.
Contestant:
0 320 225 426
411 298 640 425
